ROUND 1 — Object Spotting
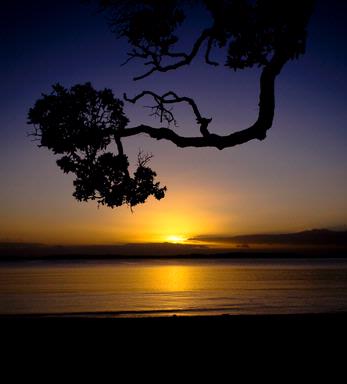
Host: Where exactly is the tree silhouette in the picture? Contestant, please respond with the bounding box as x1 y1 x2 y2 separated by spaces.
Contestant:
28 0 315 208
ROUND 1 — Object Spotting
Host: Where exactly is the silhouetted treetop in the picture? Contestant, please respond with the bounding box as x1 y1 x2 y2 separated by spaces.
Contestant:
28 83 128 155
28 83 166 208
98 0 314 78
28 0 315 208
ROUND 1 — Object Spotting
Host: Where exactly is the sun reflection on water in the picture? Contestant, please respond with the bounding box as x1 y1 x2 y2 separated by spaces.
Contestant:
150 265 192 292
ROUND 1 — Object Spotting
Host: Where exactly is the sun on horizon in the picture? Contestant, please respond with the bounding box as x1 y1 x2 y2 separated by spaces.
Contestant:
166 235 187 244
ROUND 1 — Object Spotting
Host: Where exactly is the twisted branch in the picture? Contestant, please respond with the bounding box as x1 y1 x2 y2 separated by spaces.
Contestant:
121 50 290 150
124 90 212 137
132 29 213 81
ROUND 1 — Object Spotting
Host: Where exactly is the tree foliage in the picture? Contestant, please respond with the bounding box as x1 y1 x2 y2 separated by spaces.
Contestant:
28 0 315 208
28 83 166 208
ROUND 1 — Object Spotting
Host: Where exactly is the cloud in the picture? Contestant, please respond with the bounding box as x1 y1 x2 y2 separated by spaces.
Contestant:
190 229 347 247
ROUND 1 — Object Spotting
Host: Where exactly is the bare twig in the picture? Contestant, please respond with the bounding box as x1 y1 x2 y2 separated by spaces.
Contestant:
120 50 290 150
131 29 213 81
124 90 212 134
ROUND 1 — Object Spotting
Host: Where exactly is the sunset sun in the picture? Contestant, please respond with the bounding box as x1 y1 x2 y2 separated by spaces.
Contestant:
166 235 187 244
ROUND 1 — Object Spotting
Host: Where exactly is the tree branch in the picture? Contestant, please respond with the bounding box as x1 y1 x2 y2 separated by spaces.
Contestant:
205 37 219 66
132 29 212 81
124 90 212 136
121 50 290 149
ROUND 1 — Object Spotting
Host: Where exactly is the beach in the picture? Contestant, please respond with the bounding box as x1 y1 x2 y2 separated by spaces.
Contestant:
2 312 347 348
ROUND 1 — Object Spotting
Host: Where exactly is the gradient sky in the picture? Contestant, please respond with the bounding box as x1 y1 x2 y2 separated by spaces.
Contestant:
1 0 346 245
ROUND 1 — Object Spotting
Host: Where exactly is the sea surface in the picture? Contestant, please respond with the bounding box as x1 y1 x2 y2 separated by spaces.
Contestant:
1 258 347 317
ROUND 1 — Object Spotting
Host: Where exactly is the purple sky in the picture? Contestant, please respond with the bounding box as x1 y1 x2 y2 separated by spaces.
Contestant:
1 0 346 245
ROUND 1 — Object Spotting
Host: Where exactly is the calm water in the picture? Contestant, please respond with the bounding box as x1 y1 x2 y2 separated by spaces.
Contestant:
1 259 347 317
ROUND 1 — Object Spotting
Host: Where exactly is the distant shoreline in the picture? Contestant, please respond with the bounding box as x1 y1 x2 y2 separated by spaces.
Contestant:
0 250 347 262
1 229 346 260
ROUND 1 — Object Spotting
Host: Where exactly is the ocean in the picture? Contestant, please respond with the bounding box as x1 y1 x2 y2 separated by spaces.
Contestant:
1 258 347 317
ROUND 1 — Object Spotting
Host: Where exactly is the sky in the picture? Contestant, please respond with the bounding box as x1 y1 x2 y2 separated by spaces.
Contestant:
1 0 346 247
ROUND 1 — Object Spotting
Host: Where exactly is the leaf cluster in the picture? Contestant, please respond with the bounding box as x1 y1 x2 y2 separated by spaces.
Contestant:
28 83 166 208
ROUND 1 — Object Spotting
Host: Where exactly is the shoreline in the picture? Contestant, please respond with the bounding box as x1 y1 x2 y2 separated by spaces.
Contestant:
1 251 347 262
3 312 347 344
1 311 347 321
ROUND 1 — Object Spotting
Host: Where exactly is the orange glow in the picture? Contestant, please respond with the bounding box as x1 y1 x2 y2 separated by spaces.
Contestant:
150 265 192 292
124 192 230 244
166 235 187 244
